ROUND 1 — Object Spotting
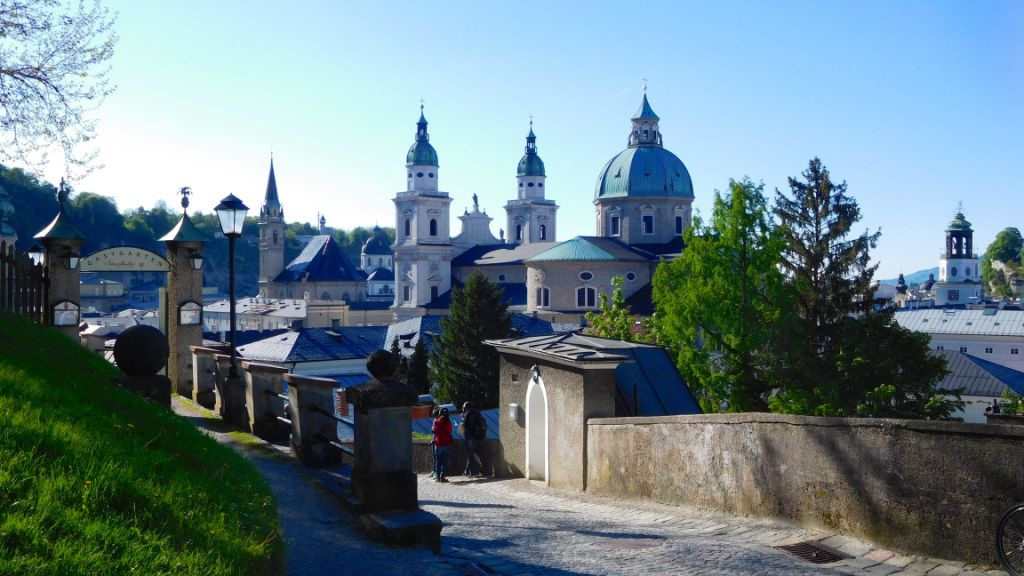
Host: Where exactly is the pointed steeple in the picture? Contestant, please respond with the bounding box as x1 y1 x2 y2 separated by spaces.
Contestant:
406 103 439 167
629 89 663 147
517 119 546 178
261 158 283 220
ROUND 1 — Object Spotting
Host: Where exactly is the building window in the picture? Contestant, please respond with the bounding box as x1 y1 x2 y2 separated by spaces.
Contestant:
404 219 411 237
431 286 439 300
625 272 636 281
538 182 543 188
536 287 549 308
429 219 438 236
579 271 593 281
539 224 546 240
576 286 596 308
642 215 654 235
948 289 960 301
498 274 506 282
416 172 424 177
403 285 410 302
675 216 683 235
986 347 994 354
959 346 968 353
935 346 944 351
950 266 958 277
1012 348 1019 355
428 173 434 178
528 182 534 187
515 224 523 242
610 216 620 237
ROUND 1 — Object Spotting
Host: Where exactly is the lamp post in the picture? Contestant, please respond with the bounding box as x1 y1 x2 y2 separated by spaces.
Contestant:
215 193 248 378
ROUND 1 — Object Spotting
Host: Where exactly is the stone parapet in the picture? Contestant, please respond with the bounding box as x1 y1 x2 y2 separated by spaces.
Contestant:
213 353 248 428
242 361 290 442
286 373 341 468
190 346 221 408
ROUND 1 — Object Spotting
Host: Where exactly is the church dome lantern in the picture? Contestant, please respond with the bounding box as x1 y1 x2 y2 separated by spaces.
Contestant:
406 107 439 167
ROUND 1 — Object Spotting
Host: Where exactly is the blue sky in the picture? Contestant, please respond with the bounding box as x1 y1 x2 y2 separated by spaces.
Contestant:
52 1 1024 280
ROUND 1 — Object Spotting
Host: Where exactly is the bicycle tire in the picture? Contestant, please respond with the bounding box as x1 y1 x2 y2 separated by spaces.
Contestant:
997 503 1024 576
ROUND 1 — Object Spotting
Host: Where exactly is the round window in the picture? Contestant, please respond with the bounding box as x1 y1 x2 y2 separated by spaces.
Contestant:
519 182 524 188
408 172 413 178
498 274 506 282
528 182 534 187
579 271 593 281
428 173 434 178
965 267 971 277
950 266 958 277
538 182 543 188
625 272 636 281
416 172 424 177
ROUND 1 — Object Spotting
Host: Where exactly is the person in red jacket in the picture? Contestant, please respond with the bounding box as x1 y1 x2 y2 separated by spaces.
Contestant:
432 407 453 482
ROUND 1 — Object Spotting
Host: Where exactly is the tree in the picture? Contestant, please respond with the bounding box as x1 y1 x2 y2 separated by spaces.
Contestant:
837 311 961 420
981 227 1022 297
429 271 511 409
585 276 645 342
0 0 118 176
407 336 430 395
652 178 787 412
770 158 881 414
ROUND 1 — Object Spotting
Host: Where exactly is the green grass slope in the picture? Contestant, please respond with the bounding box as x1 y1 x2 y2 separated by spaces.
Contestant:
0 313 282 575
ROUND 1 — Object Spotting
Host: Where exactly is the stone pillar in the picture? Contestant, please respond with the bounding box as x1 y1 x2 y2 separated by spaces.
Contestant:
214 353 248 428
242 361 290 441
286 373 342 468
190 346 219 409
164 240 204 396
42 237 83 340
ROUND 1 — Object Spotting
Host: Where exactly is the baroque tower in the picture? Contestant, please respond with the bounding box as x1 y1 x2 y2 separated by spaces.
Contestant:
392 105 453 319
934 209 982 306
505 121 557 244
258 158 285 296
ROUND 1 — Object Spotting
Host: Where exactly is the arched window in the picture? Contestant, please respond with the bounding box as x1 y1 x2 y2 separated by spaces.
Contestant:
536 287 549 308
539 224 546 240
515 224 523 242
404 218 411 237
429 219 438 236
576 286 596 308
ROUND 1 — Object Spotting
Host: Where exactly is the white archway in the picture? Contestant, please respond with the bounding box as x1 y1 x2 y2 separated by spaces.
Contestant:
525 368 548 483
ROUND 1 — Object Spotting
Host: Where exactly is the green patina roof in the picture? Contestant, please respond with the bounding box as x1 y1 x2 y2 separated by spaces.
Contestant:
633 93 659 121
407 108 438 166
947 212 972 231
34 209 85 240
517 126 545 177
160 213 211 243
529 237 616 262
595 146 693 199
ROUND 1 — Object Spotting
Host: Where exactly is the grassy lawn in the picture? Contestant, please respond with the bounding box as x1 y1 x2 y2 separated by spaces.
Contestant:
0 313 283 575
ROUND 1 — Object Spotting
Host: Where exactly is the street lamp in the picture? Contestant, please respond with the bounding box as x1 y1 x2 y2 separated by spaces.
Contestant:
27 243 44 266
215 193 248 377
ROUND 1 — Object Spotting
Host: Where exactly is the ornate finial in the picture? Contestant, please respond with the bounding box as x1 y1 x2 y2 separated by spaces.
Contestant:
529 114 534 128
956 200 963 214
642 78 648 93
57 178 70 208
420 98 424 113
180 187 191 212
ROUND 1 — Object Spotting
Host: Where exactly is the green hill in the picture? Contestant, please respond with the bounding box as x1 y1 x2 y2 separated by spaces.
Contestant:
0 313 282 575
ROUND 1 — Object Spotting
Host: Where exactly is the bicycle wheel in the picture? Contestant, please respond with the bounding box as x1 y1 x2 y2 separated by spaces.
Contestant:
997 503 1024 576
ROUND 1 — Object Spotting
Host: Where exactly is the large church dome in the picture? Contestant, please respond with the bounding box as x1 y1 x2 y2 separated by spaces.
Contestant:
594 94 693 200
406 109 438 167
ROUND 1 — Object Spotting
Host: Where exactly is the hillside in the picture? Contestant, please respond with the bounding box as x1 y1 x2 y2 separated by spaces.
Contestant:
879 267 938 286
0 313 282 574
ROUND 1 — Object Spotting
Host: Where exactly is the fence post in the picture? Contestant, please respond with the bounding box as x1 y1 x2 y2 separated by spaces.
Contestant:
285 373 341 468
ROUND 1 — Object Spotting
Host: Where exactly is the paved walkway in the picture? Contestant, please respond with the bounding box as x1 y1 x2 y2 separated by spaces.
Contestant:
172 398 1005 576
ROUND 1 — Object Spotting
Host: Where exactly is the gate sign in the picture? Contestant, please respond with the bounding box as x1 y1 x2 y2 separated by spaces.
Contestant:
80 247 169 272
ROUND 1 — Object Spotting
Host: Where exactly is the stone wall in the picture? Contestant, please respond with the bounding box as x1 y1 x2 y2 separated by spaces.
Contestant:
586 413 1024 565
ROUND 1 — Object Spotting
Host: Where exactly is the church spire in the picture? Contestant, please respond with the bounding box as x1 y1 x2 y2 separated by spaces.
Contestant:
261 158 283 220
629 91 663 147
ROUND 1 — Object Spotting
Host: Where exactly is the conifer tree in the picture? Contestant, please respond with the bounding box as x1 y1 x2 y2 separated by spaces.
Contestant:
408 336 430 395
429 271 511 409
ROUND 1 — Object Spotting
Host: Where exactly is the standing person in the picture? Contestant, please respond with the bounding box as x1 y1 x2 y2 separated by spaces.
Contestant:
432 407 453 482
462 402 485 477
429 406 439 479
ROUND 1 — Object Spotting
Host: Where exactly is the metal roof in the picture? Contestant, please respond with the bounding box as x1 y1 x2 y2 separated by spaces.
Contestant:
936 349 1024 397
237 326 387 363
273 235 366 283
893 308 1024 337
527 236 657 263
595 146 693 199
159 213 210 243
452 242 556 267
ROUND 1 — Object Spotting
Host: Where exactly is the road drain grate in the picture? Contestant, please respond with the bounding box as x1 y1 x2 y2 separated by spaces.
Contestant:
453 562 491 576
776 541 849 564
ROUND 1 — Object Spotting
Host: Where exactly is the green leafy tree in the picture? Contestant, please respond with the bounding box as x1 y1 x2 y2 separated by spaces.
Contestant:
981 227 1022 297
0 0 118 176
838 311 961 420
652 178 787 412
408 336 430 395
429 271 511 409
771 158 880 414
586 276 645 342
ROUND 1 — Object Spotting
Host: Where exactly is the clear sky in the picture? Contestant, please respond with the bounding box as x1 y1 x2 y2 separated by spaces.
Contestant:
47 0 1024 281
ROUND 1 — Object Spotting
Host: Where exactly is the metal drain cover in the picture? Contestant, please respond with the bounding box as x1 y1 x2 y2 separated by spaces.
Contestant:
776 541 849 564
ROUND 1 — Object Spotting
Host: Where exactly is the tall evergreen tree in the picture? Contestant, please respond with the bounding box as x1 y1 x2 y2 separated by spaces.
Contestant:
408 336 430 395
429 271 511 409
771 158 881 414
653 179 787 411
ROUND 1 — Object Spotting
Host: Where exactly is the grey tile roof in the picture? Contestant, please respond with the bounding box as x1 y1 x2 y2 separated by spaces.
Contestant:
894 308 1024 336
237 326 387 363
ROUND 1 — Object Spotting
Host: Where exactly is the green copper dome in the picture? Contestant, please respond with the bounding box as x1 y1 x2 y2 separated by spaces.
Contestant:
406 109 438 167
595 94 693 199
517 126 545 177
947 211 972 231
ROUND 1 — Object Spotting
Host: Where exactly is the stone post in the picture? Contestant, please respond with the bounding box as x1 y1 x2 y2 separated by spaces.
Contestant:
286 373 342 468
33 180 84 341
345 349 441 552
214 353 248 428
190 346 219 409
242 361 290 441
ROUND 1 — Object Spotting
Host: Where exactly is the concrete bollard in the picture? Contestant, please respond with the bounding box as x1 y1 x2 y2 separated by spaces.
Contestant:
190 346 219 409
286 373 342 468
242 361 290 442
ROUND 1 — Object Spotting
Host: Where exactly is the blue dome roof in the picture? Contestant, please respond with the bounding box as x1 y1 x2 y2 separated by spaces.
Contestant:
517 126 545 177
406 109 438 166
362 227 392 255
595 146 693 199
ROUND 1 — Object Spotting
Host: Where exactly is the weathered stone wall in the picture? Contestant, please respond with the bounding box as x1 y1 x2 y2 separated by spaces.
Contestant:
411 439 504 477
586 413 1024 565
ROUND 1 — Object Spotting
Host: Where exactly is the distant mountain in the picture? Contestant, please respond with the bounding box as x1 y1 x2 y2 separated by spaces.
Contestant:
878 267 939 286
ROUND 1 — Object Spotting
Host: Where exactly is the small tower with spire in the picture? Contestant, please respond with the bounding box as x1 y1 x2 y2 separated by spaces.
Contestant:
0 182 17 247
505 119 558 245
258 158 286 296
392 104 453 319
934 207 982 306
